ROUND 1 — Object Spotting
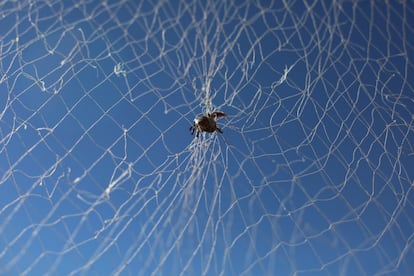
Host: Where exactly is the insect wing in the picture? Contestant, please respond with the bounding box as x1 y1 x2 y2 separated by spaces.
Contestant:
212 111 227 118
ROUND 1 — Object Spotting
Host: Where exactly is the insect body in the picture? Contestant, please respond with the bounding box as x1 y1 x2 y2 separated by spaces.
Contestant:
190 111 227 138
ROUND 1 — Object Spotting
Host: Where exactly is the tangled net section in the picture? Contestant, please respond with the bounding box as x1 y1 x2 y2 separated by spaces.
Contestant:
1 1 413 275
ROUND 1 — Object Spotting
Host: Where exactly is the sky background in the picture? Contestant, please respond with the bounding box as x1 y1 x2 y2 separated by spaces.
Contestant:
0 0 413 275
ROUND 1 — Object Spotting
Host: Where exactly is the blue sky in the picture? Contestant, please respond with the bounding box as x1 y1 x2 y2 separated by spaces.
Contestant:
0 0 413 275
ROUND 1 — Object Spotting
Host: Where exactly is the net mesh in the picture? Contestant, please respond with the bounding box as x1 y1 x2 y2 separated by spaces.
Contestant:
1 0 413 275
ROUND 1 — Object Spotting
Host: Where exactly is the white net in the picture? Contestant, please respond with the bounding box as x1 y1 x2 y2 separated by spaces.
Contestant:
1 0 413 275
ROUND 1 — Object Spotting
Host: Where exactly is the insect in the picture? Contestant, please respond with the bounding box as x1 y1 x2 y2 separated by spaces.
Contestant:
190 111 227 138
